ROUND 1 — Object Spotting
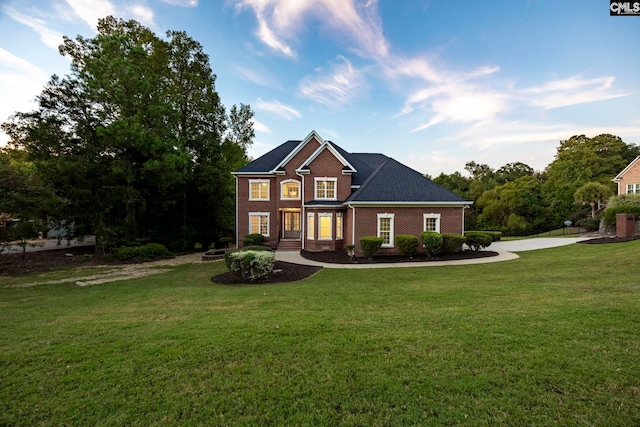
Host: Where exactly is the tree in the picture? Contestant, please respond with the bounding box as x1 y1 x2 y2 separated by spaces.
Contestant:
432 171 471 198
542 134 639 223
495 162 535 184
2 17 253 252
574 182 613 218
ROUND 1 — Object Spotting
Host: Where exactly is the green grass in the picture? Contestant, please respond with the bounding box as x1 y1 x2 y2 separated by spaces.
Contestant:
501 227 583 240
1 242 639 426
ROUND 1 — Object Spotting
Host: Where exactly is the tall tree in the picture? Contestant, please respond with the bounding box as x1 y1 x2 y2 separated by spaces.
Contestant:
2 17 253 252
574 182 613 218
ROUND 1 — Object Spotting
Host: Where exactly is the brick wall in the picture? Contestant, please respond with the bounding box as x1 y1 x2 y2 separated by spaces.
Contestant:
617 161 640 194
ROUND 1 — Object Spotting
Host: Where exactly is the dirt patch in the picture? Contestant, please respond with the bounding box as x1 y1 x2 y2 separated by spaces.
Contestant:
1 246 205 287
577 236 640 244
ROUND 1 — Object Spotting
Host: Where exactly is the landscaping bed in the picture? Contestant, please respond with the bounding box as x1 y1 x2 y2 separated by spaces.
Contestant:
301 249 498 264
578 235 640 244
211 261 322 284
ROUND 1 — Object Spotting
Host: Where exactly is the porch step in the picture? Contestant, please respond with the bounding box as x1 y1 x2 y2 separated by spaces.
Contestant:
277 239 302 251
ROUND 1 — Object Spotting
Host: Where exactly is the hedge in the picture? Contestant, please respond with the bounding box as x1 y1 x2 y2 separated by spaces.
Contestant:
395 234 420 258
242 233 265 246
464 232 492 251
477 231 502 241
421 231 442 257
603 206 640 227
360 236 383 259
112 243 174 261
225 249 275 281
441 233 467 254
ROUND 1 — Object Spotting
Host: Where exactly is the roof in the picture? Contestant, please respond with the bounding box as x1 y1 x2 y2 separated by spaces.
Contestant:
613 155 640 182
345 157 469 204
234 132 471 205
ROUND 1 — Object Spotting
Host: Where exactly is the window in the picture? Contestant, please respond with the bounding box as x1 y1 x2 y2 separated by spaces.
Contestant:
249 212 270 236
319 213 332 240
335 213 343 240
249 180 269 200
627 183 640 194
315 178 337 200
281 180 300 200
423 213 441 233
377 213 395 247
307 213 315 239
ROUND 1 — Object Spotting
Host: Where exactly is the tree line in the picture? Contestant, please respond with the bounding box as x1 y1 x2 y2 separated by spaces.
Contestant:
1 17 253 253
430 134 640 234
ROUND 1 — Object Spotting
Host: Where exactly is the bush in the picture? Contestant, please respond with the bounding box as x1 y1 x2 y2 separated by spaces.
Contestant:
603 206 640 227
224 246 273 270
477 231 502 241
112 243 174 261
360 236 383 259
395 235 419 258
421 232 442 257
576 217 600 231
464 232 492 251
218 236 233 248
242 233 265 246
225 250 275 281
441 233 467 254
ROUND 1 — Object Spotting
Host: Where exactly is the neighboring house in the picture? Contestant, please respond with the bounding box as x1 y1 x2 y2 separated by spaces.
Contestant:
613 155 640 195
232 131 472 255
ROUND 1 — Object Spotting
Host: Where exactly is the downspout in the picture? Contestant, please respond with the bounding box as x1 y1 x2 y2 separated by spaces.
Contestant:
296 170 305 251
234 175 238 247
348 203 356 247
462 205 468 235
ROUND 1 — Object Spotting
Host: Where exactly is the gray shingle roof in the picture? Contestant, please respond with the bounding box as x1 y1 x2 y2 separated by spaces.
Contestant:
234 137 469 204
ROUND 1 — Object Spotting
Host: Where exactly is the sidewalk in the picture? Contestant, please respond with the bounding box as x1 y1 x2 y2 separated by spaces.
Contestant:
275 237 589 269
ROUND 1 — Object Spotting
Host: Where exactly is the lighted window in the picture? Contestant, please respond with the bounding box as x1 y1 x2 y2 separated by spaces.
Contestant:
249 180 269 200
377 213 395 247
249 212 269 236
627 183 640 194
423 213 441 233
335 213 343 239
315 178 337 200
319 213 332 240
307 213 315 239
281 180 300 200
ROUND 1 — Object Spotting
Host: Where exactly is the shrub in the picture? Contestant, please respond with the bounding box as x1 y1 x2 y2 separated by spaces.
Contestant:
421 231 443 257
224 246 273 270
478 231 502 241
360 236 383 259
441 233 467 254
218 236 233 248
242 233 265 246
603 206 640 227
395 235 420 258
576 217 600 231
112 243 173 261
225 250 275 282
464 232 493 251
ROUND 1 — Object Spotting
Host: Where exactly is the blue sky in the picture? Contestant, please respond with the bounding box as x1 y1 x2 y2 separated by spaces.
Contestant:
1 0 639 176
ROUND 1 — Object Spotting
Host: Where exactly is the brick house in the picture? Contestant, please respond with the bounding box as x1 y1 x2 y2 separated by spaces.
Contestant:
613 155 640 195
232 131 472 255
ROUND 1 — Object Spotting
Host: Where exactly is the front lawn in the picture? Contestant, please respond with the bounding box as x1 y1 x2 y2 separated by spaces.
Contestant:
1 241 639 425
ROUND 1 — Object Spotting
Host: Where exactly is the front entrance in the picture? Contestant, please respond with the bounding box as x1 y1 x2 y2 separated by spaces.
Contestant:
282 211 301 239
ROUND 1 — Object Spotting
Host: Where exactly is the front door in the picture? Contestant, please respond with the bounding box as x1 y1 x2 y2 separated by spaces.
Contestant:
283 211 301 239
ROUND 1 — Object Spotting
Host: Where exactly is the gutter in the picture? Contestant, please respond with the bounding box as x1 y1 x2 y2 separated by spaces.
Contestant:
296 169 306 251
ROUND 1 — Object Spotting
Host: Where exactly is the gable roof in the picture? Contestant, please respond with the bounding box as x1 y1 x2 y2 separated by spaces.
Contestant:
613 155 640 182
233 132 471 205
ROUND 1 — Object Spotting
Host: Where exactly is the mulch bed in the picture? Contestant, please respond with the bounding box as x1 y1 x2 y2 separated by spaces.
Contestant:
301 249 498 264
211 261 322 285
0 246 122 276
578 235 640 244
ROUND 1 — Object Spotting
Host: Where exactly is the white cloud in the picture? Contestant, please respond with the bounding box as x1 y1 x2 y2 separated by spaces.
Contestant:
160 0 198 6
255 98 301 120
65 0 116 30
298 56 365 106
2 7 64 50
252 119 271 133
524 75 632 110
232 0 388 59
125 4 155 28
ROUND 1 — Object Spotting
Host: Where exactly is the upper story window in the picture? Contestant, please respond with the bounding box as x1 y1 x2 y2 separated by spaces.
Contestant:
315 177 337 200
281 179 301 200
423 213 441 233
627 183 640 194
249 179 269 201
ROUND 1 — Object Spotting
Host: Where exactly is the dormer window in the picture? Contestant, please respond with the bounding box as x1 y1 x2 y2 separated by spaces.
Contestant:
281 179 301 200
315 177 337 200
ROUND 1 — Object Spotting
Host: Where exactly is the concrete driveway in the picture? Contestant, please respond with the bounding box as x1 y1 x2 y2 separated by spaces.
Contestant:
489 237 590 252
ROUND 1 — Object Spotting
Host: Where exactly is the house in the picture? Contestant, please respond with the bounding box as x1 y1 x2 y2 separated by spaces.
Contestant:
232 131 472 255
613 155 640 195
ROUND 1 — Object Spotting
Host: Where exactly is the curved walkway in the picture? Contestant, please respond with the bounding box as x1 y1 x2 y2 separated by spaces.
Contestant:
275 237 590 269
